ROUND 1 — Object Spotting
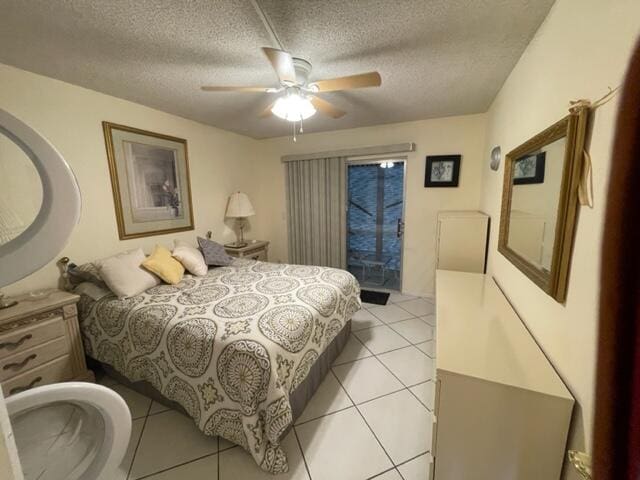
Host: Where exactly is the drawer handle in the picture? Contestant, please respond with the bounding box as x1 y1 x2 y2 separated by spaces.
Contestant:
3 354 37 371
0 334 33 351
9 376 42 395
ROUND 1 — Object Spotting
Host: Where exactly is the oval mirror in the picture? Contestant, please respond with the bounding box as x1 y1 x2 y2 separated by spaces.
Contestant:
0 131 43 245
0 109 81 288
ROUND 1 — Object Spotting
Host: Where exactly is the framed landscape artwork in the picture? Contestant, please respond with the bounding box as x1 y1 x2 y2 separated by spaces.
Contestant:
102 122 194 240
425 155 461 187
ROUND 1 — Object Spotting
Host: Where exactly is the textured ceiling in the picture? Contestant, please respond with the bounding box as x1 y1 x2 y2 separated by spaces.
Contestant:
0 0 554 138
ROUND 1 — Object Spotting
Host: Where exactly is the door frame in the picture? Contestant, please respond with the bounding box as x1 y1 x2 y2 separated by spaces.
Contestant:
344 156 408 291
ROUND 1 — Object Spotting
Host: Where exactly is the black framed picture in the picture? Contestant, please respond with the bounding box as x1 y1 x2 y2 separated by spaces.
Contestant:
424 155 461 187
513 152 546 185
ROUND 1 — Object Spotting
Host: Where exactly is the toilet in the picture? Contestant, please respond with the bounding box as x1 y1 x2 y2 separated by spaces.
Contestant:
6 382 131 480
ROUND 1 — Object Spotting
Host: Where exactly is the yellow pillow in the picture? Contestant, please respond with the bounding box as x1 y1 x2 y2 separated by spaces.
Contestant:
142 245 185 285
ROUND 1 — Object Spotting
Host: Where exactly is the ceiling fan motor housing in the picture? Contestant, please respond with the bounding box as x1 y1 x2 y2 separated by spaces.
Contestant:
292 57 312 86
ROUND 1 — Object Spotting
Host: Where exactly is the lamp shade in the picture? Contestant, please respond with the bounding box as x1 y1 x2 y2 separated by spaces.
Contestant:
225 191 255 218
271 94 316 122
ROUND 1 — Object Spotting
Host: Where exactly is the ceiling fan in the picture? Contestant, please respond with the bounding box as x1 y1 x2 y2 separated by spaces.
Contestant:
201 47 382 123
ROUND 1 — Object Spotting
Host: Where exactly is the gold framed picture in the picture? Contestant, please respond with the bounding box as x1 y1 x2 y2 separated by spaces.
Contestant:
102 122 194 240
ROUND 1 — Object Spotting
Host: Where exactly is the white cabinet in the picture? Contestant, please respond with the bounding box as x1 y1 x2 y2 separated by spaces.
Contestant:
436 211 489 273
433 270 574 480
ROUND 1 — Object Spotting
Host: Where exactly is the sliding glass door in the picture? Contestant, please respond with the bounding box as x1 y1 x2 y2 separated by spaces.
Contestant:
346 159 405 290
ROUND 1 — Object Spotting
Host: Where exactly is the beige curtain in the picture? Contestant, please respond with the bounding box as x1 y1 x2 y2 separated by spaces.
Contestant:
286 157 346 268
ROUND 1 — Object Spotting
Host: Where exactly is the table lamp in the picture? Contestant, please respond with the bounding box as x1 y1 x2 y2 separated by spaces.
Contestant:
225 191 255 247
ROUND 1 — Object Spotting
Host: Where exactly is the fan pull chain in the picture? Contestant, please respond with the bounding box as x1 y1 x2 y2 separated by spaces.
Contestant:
290 116 308 142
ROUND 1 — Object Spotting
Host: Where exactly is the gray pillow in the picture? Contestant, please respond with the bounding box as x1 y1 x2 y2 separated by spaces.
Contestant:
68 262 106 287
73 281 113 301
197 237 234 266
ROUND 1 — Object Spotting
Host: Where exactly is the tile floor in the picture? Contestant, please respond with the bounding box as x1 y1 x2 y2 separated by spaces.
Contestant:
100 293 437 480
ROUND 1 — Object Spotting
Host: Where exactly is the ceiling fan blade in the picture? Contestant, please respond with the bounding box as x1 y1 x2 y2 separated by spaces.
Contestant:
258 101 276 118
311 96 346 119
201 86 273 92
262 47 297 85
311 72 381 92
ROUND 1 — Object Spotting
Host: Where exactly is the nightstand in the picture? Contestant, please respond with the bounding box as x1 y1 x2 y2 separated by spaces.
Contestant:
225 240 269 261
0 290 94 396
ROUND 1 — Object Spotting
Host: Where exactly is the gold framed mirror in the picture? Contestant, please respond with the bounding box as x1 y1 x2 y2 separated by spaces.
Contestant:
498 107 588 302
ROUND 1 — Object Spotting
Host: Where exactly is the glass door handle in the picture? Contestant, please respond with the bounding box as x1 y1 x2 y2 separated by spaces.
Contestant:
397 219 405 238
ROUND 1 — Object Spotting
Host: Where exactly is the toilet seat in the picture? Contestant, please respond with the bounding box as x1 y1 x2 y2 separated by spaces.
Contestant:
6 382 131 480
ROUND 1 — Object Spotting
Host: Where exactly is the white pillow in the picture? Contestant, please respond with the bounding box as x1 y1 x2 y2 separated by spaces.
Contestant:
172 240 208 276
92 249 135 270
99 248 160 298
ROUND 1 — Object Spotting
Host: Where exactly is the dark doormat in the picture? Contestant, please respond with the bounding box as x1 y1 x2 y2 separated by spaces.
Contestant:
360 290 390 305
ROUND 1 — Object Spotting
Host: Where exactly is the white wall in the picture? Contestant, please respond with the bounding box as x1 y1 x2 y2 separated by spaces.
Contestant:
0 64 257 296
248 115 487 297
479 0 640 477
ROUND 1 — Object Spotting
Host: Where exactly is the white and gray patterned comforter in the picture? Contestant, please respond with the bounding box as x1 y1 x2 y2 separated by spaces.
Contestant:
77 259 360 473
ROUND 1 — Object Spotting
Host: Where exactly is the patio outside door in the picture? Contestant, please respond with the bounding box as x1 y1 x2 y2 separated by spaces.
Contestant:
346 159 405 290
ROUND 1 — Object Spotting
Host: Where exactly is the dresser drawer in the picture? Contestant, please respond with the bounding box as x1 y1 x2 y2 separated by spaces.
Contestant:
431 377 442 458
247 251 267 261
434 377 442 418
431 417 438 457
0 315 66 360
0 336 69 382
2 354 73 396
244 245 261 254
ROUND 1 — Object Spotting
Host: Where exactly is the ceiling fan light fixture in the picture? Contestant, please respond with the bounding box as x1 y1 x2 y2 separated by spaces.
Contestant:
271 92 316 121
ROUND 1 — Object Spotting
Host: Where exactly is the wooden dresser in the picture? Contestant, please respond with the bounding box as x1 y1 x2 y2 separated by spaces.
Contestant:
0 290 93 397
432 270 574 480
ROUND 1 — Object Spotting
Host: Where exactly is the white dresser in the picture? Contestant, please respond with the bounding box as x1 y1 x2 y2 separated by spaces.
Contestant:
432 270 574 480
0 290 94 396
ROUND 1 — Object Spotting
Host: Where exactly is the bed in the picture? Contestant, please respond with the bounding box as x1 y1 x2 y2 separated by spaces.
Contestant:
74 257 360 474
